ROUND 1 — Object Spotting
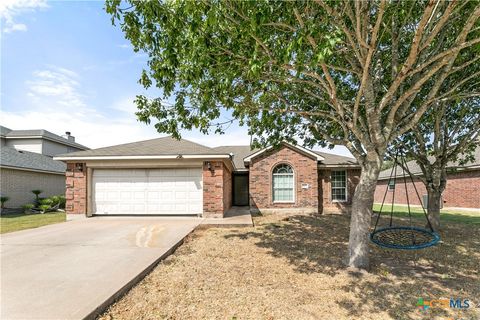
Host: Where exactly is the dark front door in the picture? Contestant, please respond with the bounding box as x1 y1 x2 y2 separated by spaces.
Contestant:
233 173 249 206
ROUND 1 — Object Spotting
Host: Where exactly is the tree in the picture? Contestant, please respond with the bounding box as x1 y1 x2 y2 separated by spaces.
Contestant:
106 0 480 269
396 99 480 231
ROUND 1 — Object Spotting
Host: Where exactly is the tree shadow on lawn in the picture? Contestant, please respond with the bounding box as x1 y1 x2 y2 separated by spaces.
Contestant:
225 214 480 320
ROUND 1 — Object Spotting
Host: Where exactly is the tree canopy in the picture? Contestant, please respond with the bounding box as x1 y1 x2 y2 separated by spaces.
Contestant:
106 0 480 269
106 0 480 162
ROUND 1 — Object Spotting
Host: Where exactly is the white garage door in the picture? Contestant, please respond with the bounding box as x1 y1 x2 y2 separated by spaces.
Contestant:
92 168 203 215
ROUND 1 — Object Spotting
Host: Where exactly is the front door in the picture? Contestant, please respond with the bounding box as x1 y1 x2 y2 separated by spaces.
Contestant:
233 173 249 206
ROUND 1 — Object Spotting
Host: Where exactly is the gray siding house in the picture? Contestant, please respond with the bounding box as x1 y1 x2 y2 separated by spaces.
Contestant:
0 126 88 208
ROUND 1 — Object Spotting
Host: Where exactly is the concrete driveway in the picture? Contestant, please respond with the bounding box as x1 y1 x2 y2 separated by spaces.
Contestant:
1 217 201 320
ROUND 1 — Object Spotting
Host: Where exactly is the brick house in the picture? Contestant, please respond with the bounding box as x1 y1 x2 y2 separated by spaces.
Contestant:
55 137 360 217
374 147 480 210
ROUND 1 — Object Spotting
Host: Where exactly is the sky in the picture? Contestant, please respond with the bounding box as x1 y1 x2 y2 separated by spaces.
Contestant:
1 0 352 157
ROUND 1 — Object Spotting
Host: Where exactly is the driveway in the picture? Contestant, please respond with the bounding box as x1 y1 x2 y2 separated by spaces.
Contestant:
0 217 201 320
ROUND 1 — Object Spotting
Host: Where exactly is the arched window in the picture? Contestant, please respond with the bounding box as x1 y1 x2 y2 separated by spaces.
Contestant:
272 164 294 202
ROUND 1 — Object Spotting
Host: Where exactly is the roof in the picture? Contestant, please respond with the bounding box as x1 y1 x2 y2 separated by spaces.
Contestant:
314 151 358 166
0 146 66 174
55 136 222 158
0 125 12 137
378 146 480 180
1 127 88 150
212 146 259 169
55 136 359 169
243 143 325 164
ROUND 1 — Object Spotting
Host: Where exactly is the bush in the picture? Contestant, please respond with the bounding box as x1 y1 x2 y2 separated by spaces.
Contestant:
0 196 9 209
38 204 52 214
39 198 53 206
31 190 43 205
49 195 66 209
22 204 35 213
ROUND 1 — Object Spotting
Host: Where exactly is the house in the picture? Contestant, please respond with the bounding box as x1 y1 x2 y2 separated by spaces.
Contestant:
374 147 480 210
0 126 89 208
54 136 360 217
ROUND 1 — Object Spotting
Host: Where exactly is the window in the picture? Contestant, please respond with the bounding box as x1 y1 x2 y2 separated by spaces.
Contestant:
331 170 347 202
272 164 294 202
388 179 395 191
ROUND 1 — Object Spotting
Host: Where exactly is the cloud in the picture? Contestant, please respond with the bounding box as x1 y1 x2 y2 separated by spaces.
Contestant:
0 0 48 33
3 22 27 33
117 43 132 49
26 66 86 109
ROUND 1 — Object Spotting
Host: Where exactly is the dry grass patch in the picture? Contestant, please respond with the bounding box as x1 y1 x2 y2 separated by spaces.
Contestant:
100 213 479 320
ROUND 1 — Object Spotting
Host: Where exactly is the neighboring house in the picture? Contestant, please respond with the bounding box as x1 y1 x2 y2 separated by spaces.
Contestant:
0 126 87 157
0 126 89 208
54 136 360 217
374 147 480 210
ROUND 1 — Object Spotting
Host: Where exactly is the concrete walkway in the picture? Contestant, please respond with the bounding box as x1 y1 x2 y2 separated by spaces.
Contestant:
0 217 200 320
202 206 253 226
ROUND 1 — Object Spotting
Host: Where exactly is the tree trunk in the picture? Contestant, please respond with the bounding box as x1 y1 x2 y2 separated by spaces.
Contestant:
347 160 381 270
427 187 442 231
425 167 446 232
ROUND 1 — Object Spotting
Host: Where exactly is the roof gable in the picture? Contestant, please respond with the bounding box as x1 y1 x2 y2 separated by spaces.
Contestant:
243 142 325 165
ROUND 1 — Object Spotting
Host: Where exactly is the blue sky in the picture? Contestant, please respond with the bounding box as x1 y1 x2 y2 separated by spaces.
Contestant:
1 0 351 156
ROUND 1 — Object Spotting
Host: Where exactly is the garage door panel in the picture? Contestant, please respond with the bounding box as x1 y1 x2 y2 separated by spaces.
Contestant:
93 168 202 215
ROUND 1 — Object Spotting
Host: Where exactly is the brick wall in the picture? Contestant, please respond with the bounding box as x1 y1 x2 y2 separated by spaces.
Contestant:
374 169 480 209
223 164 232 213
65 163 87 214
0 168 65 208
319 168 361 213
203 161 232 218
249 145 319 213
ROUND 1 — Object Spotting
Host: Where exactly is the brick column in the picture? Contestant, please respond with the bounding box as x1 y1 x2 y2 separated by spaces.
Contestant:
203 161 231 218
65 162 87 215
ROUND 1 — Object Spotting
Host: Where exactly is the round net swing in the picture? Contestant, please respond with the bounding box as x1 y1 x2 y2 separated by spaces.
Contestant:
370 150 440 250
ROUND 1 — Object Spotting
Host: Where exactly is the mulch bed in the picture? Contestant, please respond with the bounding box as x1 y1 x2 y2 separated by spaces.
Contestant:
99 213 480 320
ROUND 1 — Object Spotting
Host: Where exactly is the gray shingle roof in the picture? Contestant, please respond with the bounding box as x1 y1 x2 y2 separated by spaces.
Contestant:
0 125 12 137
212 146 259 169
1 146 66 174
56 136 222 158
314 151 358 166
378 146 480 180
56 136 359 169
3 128 88 150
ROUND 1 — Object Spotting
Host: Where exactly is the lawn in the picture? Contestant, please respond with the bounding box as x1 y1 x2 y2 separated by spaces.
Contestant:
100 213 479 320
373 204 480 225
0 212 66 234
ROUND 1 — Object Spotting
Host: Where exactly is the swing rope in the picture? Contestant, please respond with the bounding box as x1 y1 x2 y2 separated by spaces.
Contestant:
370 149 440 250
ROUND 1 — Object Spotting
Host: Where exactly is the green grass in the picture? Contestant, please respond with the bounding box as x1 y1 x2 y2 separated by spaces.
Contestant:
373 204 480 225
0 212 66 234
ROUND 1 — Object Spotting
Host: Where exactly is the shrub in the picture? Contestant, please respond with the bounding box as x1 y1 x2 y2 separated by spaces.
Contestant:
57 195 66 209
22 204 35 213
49 195 66 208
39 198 53 206
0 196 9 209
38 204 52 214
31 190 43 204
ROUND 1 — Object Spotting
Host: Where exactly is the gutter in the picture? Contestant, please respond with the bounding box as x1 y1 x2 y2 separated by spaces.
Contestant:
317 164 360 169
0 165 65 175
53 154 232 161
